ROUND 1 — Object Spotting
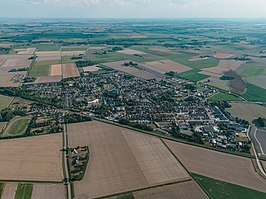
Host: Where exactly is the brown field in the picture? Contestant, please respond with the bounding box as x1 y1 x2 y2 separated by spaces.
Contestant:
34 75 62 84
202 77 230 91
226 103 266 123
0 134 63 181
133 181 207 199
141 59 192 74
83 65 101 72
31 183 65 199
36 56 60 62
214 52 235 59
164 140 266 193
1 58 32 69
224 70 246 94
68 121 190 199
117 49 148 55
102 60 162 80
0 74 23 87
202 60 243 75
50 64 62 76
1 183 17 199
62 63 80 78
0 58 6 66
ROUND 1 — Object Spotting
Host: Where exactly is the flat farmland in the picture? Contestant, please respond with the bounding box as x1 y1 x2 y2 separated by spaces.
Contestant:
117 49 148 55
133 181 208 199
164 140 266 193
0 134 63 181
31 183 65 199
214 52 235 59
246 75 266 89
67 121 190 199
1 58 32 69
0 94 13 110
226 103 266 123
1 183 17 199
62 63 80 78
202 60 243 75
141 59 192 74
34 75 62 84
29 60 60 77
17 48 36 55
50 64 62 76
102 60 162 80
35 50 85 57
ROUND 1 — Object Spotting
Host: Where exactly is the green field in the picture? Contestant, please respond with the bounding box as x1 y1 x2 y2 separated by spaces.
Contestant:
0 183 4 198
14 184 33 199
242 83 266 102
192 173 266 199
0 95 13 110
176 69 209 82
6 117 30 136
28 60 59 77
209 92 243 101
241 67 264 77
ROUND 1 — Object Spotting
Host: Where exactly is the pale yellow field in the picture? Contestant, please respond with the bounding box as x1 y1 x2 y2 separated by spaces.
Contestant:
0 134 63 182
227 103 266 123
202 60 243 75
83 65 101 72
117 49 148 55
214 52 235 59
68 121 190 199
142 59 192 74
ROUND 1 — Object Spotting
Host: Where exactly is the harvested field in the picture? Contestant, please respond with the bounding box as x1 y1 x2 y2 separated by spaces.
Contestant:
164 140 266 193
149 47 177 54
246 75 266 89
68 121 190 199
224 70 246 94
0 74 22 87
141 59 192 74
214 52 235 59
62 51 85 56
36 56 60 62
0 122 7 132
118 49 148 55
31 184 65 199
17 48 36 55
0 58 6 66
102 60 162 80
1 58 32 69
202 60 243 75
227 103 266 123
0 134 63 181
35 51 85 57
62 63 80 78
1 183 17 199
262 161 266 173
0 43 12 48
34 75 62 84
50 64 62 76
133 181 207 199
199 71 221 78
83 65 101 72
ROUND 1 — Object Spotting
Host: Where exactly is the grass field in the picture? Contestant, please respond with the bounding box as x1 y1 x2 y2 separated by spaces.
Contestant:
0 183 4 198
28 60 59 77
0 95 13 110
241 67 264 77
14 184 33 199
192 173 266 199
209 92 243 102
5 116 31 136
242 83 266 102
176 69 209 82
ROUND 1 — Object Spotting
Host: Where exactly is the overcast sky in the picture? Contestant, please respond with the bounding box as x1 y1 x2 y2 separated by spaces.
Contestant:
0 0 266 18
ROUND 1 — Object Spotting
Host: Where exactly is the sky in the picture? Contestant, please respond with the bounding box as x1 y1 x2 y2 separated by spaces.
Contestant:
0 0 266 18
